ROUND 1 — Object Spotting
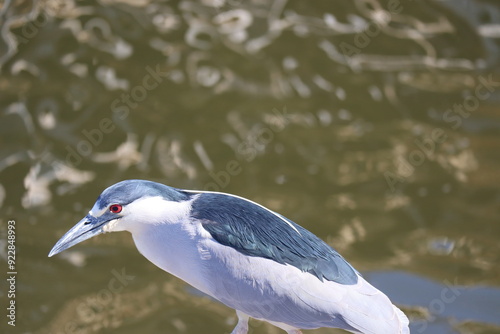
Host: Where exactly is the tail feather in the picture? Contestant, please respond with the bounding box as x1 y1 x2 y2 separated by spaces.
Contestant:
339 275 410 334
393 306 410 334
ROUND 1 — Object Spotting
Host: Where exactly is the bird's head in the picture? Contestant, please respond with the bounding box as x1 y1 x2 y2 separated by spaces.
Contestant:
48 180 191 257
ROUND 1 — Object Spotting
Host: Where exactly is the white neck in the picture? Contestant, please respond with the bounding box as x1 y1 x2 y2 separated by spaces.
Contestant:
127 197 213 294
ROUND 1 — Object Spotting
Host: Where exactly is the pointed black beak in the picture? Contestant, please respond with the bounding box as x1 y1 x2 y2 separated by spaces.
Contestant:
48 215 108 257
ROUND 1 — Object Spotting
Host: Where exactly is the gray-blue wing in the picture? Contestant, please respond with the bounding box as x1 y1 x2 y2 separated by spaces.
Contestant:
190 192 358 285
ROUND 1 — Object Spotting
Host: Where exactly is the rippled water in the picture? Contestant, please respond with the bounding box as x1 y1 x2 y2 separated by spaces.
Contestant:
1 0 500 333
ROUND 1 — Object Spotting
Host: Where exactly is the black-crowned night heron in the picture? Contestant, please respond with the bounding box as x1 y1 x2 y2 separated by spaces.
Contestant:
49 179 409 334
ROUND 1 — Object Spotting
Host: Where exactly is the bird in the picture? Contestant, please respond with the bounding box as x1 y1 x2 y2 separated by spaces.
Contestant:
49 179 409 334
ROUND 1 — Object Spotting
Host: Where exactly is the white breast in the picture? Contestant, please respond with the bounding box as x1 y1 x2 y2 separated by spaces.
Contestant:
129 213 405 333
130 219 216 295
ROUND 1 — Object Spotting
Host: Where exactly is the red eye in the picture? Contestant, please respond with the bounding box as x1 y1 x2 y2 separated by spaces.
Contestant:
109 204 122 213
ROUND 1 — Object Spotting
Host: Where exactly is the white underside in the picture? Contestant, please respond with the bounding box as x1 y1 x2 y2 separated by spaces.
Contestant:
130 215 408 334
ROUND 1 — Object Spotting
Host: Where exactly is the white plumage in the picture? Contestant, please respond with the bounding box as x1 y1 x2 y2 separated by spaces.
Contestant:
49 180 410 334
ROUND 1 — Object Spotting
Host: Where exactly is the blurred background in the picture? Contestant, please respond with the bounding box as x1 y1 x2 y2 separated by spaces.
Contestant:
1 0 500 333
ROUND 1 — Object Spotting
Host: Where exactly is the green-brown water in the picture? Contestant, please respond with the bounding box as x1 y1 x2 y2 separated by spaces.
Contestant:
1 1 500 333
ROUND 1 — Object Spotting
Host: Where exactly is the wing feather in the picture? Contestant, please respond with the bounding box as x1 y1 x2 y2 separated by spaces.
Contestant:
191 192 358 285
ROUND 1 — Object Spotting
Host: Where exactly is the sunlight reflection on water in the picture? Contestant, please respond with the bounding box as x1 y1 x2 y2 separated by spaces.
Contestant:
1 0 500 333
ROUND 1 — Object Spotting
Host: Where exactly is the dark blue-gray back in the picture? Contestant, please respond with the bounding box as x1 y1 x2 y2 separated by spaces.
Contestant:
191 192 358 285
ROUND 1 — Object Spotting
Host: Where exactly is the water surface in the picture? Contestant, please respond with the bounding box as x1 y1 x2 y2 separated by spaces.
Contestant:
1 1 500 333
